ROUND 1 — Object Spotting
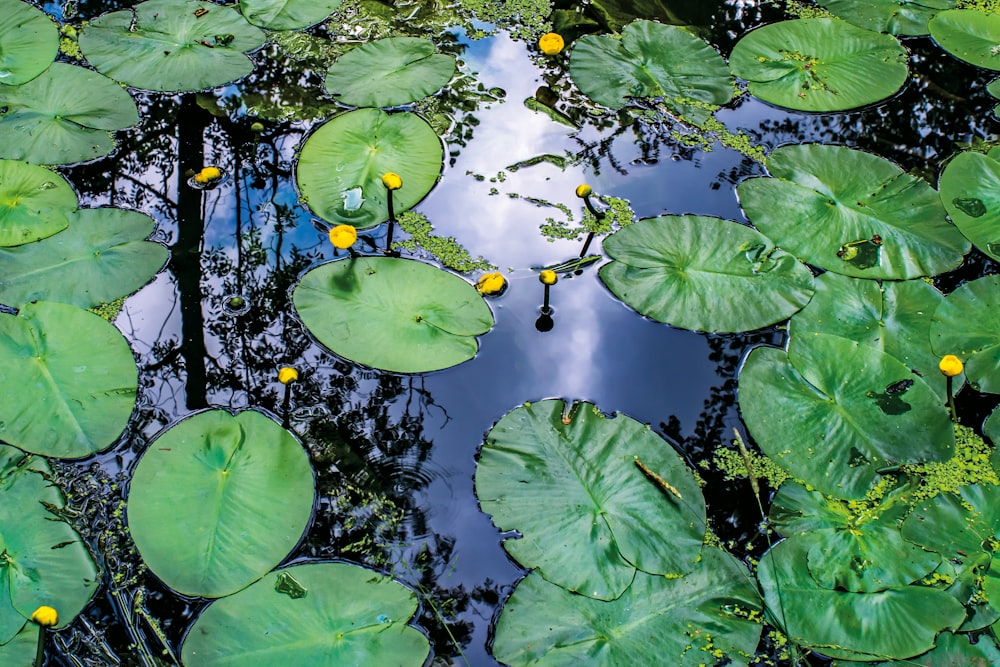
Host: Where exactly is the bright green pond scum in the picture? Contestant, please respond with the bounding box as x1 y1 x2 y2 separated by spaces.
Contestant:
4 0 1000 665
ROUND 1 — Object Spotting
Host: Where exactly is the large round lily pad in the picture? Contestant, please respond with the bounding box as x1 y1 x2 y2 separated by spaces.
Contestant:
728 18 909 112
758 538 965 661
789 272 948 402
0 623 36 667
79 0 266 92
930 9 1000 71
0 0 58 86
939 148 1000 262
0 301 137 458
930 274 1000 393
569 19 733 121
0 446 98 645
239 0 343 30
181 562 428 666
324 38 456 108
292 256 493 374
737 144 968 279
738 333 954 500
0 159 77 247
492 548 761 667
0 207 167 309
819 0 956 36
475 399 706 600
296 109 442 229
128 409 314 598
831 632 1000 667
0 62 139 165
599 214 815 333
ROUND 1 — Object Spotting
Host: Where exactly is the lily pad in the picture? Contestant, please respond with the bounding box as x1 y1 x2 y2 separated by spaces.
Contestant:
296 109 443 229
569 19 733 121
737 144 968 279
475 399 706 600
819 0 956 36
833 632 1000 667
324 38 456 108
930 275 1000 393
738 332 954 500
758 538 965 661
181 562 428 666
0 208 167 309
0 446 98 645
128 409 314 598
492 548 761 667
0 623 36 667
728 18 909 112
939 150 1000 262
770 481 940 593
292 256 493 374
788 272 949 402
0 301 137 458
0 159 77 247
239 0 343 30
0 62 139 165
929 9 1000 71
79 0 266 93
599 214 815 333
0 0 58 86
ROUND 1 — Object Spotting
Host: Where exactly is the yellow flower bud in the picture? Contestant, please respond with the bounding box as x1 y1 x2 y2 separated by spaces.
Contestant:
329 224 358 250
278 367 298 384
575 184 592 198
539 270 558 285
31 606 58 628
476 272 507 296
381 172 402 191
538 32 565 56
939 355 963 377
194 166 222 185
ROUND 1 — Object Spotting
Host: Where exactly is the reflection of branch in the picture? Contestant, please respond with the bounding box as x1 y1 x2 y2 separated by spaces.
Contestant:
405 377 451 428
912 71 969 106
114 172 177 212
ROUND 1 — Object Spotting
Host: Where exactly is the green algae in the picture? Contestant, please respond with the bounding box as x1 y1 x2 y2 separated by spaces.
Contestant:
394 211 495 274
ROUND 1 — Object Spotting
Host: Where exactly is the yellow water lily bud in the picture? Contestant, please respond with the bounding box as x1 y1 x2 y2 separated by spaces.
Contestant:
476 272 507 295
194 166 222 184
575 184 592 198
939 355 964 377
278 367 298 384
381 172 402 190
250 122 265 133
329 224 358 250
539 270 558 285
538 32 565 55
31 606 58 627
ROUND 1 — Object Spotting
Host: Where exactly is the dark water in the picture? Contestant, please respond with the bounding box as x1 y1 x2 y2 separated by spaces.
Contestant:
37 1 1000 665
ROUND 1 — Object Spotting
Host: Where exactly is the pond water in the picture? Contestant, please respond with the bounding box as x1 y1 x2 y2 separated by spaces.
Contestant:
7 0 1000 665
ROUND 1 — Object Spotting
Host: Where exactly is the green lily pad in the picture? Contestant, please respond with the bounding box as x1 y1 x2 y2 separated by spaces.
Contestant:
324 38 456 108
739 333 954 500
239 0 343 30
128 409 314 598
901 483 1000 575
0 208 167 309
181 562 428 666
788 272 949 402
930 275 1000 393
0 622 36 667
492 548 761 667
737 144 968 279
0 446 98 645
930 9 1000 71
989 77 1000 117
0 159 76 247
833 631 1000 667
770 481 940 592
569 19 733 121
939 150 1000 262
758 538 965 661
0 301 137 458
0 0 58 86
296 109 443 229
475 399 706 600
0 62 139 165
598 214 815 333
728 18 909 112
292 256 493 374
79 0 266 93
819 0 956 36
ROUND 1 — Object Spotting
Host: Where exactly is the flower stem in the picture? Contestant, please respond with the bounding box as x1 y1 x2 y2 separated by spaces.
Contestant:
34 626 45 667
947 375 956 422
